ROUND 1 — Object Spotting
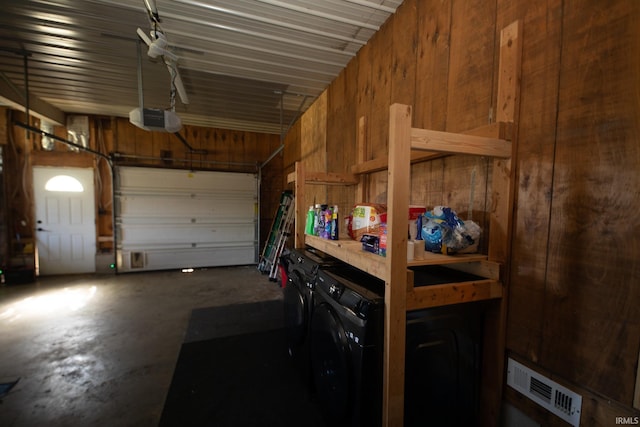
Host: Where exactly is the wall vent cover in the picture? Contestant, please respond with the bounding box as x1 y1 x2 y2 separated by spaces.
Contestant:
506 358 582 427
130 252 145 269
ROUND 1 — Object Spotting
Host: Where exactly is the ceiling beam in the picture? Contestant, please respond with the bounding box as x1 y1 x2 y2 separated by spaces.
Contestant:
0 73 65 126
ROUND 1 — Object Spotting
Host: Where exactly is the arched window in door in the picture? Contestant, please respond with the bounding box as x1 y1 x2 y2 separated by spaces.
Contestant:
44 175 84 193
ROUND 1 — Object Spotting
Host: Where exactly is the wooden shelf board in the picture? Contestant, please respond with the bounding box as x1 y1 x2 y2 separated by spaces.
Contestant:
411 128 512 158
305 172 359 185
305 235 493 282
305 235 387 280
351 151 446 175
444 260 501 281
351 156 389 175
406 279 503 311
407 252 488 267
350 122 513 175
466 121 513 140
287 170 359 185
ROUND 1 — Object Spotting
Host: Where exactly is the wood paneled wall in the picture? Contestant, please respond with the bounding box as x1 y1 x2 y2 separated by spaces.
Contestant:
518 0 640 406
1 112 284 262
291 0 640 424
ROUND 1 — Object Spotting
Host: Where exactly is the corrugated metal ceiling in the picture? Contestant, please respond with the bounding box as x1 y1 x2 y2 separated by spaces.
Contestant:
0 0 402 134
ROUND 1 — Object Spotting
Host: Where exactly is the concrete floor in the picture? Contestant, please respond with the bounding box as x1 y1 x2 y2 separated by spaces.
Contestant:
0 266 283 427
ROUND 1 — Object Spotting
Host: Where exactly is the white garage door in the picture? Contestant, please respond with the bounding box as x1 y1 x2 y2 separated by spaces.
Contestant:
115 166 258 273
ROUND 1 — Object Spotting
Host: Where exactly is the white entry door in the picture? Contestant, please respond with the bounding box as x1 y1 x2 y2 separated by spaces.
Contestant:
33 167 96 275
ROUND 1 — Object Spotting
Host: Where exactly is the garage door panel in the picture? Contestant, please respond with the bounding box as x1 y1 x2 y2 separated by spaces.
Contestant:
118 246 255 271
118 196 255 221
118 168 256 193
119 216 255 225
119 223 256 245
115 166 258 273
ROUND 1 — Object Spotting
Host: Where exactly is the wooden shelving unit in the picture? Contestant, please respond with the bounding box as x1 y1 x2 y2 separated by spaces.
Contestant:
305 234 502 311
290 20 521 427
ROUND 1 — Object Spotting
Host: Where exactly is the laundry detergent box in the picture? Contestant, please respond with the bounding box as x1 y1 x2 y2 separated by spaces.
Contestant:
348 203 387 240
348 204 426 241
408 206 427 240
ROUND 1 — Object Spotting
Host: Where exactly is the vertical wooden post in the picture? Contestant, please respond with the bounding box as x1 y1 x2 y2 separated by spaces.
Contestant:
481 19 522 425
0 107 7 145
489 19 522 261
634 349 640 409
355 116 369 202
383 103 412 427
294 161 306 249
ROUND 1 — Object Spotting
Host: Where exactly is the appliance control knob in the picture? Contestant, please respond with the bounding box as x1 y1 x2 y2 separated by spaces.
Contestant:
329 284 339 297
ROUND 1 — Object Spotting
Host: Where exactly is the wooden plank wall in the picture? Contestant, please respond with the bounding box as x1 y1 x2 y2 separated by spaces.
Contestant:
536 0 639 406
282 118 301 248
499 0 560 368
1 110 36 266
366 12 394 202
300 91 328 208
327 64 358 218
355 0 495 236
410 0 451 227
293 0 640 424
283 115 301 186
1 115 283 260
